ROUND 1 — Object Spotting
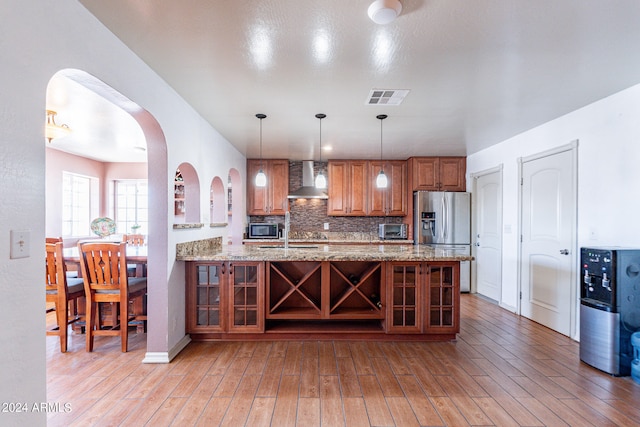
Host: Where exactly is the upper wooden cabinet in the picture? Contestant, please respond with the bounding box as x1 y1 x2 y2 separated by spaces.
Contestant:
327 160 368 216
247 159 289 215
368 160 407 216
408 157 466 192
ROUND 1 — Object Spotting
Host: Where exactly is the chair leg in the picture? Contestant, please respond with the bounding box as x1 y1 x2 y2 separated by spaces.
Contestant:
85 298 96 352
54 297 68 353
120 297 128 352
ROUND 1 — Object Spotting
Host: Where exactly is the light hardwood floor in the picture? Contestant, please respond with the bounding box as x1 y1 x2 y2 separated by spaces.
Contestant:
46 294 640 426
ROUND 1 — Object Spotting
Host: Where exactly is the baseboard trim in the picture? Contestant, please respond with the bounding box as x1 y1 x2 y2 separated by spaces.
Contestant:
142 334 191 364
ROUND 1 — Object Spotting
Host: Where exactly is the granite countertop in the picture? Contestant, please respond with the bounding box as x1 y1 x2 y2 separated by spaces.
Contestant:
176 243 473 262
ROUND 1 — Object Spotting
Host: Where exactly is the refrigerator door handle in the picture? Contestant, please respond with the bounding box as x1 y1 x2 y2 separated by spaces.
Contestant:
441 193 447 239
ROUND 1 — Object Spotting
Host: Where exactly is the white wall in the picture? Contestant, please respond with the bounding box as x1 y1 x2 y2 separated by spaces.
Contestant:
1 2 246 424
467 83 640 325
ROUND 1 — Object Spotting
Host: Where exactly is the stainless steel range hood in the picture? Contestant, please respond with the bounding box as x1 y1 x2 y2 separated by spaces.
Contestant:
287 160 328 199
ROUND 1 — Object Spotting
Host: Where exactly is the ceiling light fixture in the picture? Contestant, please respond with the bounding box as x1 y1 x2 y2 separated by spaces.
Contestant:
376 114 388 189
45 109 70 143
315 113 327 189
255 113 267 187
367 0 402 25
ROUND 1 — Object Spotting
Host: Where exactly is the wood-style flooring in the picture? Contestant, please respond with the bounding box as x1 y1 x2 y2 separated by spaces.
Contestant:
46 294 640 426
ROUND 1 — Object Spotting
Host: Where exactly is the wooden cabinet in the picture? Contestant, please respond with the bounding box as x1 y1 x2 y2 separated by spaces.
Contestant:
409 157 466 191
425 262 459 334
247 159 289 215
328 159 407 216
327 160 368 216
368 160 408 216
186 261 264 335
385 261 460 334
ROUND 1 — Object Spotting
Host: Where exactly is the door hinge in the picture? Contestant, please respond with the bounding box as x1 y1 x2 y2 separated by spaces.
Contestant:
520 177 523 185
520 235 523 242
519 291 522 299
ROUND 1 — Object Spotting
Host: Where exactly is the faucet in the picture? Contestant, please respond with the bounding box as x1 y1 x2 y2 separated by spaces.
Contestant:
284 211 290 249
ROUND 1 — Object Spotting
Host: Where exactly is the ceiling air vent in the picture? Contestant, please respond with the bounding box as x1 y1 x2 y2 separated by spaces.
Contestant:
366 89 410 105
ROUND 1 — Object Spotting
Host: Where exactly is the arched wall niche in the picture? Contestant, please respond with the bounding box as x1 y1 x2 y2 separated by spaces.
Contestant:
210 176 226 224
175 162 200 224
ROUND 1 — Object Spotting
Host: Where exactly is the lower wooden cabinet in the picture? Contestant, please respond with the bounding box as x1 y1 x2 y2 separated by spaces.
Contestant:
186 261 263 335
186 260 458 339
386 261 460 334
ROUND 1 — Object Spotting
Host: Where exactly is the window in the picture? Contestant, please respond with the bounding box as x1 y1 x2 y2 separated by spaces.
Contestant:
62 172 98 237
114 180 148 235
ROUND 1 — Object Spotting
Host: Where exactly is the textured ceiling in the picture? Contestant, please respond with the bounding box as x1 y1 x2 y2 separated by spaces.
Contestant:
66 0 640 161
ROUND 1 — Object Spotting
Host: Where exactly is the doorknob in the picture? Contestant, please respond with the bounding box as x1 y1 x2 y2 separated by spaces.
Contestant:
560 249 569 255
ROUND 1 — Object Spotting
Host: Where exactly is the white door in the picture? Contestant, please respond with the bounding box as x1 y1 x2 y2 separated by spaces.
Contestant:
474 169 502 302
520 147 576 336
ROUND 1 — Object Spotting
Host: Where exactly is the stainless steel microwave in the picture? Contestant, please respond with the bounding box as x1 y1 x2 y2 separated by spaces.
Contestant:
248 223 280 239
378 223 407 240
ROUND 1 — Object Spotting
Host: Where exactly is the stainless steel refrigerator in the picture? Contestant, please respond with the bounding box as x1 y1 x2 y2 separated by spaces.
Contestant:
414 191 471 292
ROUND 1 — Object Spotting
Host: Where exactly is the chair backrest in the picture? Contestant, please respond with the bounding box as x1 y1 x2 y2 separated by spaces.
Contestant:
46 237 63 244
123 234 145 246
45 242 67 293
78 242 128 292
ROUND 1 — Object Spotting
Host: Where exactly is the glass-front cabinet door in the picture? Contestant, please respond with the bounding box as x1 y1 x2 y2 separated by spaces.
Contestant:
386 262 422 333
187 262 225 333
426 262 459 333
228 262 264 333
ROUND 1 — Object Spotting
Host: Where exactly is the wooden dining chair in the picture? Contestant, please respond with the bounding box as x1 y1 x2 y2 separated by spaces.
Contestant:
122 234 146 277
46 242 85 352
77 242 147 352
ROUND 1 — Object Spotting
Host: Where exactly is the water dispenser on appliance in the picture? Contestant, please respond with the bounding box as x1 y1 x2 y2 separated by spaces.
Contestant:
420 212 436 240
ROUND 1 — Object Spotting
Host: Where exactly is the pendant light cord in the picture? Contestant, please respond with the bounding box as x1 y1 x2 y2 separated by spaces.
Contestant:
377 114 387 168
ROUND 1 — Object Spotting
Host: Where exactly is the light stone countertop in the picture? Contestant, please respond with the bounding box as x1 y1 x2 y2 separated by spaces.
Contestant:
176 243 473 262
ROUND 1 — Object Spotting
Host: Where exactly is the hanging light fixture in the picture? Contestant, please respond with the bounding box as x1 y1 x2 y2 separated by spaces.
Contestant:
45 109 71 143
376 114 388 188
315 113 327 189
255 113 267 187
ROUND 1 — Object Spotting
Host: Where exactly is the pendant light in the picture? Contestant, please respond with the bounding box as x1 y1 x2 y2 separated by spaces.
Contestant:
314 113 327 189
255 113 267 187
376 114 388 188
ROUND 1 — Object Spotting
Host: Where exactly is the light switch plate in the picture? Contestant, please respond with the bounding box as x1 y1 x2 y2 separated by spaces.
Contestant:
324 222 329 230
10 230 30 259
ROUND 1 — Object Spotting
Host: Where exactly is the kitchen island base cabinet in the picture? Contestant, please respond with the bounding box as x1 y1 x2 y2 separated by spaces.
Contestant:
186 260 459 341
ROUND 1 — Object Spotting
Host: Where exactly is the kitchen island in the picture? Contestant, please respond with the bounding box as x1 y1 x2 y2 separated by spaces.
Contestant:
178 244 472 341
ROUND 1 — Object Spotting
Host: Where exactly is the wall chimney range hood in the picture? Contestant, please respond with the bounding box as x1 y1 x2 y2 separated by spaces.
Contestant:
288 161 328 199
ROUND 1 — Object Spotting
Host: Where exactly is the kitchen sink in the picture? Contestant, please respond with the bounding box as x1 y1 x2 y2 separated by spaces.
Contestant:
258 245 319 249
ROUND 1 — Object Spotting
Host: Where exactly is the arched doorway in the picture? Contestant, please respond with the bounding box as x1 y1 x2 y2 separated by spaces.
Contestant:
45 69 169 357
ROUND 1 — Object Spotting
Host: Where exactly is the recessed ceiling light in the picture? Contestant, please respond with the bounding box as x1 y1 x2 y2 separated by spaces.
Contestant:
366 89 410 105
